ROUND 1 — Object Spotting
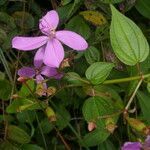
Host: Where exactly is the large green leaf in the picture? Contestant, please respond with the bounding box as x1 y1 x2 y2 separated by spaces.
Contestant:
85 62 114 85
110 5 149 66
7 125 31 144
135 0 150 19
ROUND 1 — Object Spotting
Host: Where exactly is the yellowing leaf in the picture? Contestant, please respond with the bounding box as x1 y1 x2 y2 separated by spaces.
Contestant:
80 11 106 26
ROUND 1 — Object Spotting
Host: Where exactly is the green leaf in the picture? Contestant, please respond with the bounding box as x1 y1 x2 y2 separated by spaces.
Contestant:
98 140 116 150
17 111 36 123
99 0 123 4
79 10 107 26
61 0 72 5
82 129 109 147
66 15 91 39
39 118 54 134
0 0 7 6
0 48 13 82
136 91 150 124
65 72 86 85
12 11 35 30
18 80 35 97
56 106 71 130
135 0 150 19
85 62 114 85
21 144 44 150
110 5 149 66
0 140 19 150
82 96 115 123
147 82 150 93
0 79 12 100
7 125 31 144
6 98 45 113
84 46 100 64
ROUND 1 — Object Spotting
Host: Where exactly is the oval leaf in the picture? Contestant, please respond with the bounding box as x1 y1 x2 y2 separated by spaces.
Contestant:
135 0 150 19
82 129 109 147
85 62 114 85
84 46 100 64
110 5 149 66
7 125 30 144
80 10 106 26
82 96 115 123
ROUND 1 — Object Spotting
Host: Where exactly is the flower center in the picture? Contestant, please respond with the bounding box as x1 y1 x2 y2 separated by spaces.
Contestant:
49 29 56 38
35 68 40 75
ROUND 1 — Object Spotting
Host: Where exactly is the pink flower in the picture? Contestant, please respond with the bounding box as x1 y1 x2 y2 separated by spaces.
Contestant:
122 136 150 150
121 142 142 150
18 47 63 88
12 10 88 68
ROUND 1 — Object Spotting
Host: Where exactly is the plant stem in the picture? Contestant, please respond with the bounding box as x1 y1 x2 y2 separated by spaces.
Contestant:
103 73 150 84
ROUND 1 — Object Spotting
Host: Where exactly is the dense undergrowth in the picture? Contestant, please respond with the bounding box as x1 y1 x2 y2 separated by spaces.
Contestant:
0 0 150 149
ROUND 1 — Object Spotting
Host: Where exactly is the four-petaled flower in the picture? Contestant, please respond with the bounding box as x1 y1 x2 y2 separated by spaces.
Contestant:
18 47 63 89
12 10 88 68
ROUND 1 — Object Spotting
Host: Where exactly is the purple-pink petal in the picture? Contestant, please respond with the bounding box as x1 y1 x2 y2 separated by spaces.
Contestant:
43 39 64 68
56 30 88 51
121 142 142 150
36 74 44 83
41 66 63 79
18 67 35 78
12 36 48 51
39 10 59 35
34 46 45 68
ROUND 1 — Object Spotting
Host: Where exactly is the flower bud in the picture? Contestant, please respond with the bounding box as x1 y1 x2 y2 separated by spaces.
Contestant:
126 117 148 134
105 118 117 133
17 76 28 83
88 122 97 132
47 87 56 96
45 107 56 122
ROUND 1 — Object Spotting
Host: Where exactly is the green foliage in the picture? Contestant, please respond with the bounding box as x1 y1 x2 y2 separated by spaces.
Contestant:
99 0 124 4
110 5 149 66
135 0 150 19
7 125 31 144
84 46 101 64
137 91 150 124
0 1 150 149
66 15 91 39
82 129 109 147
85 62 114 84
0 79 12 100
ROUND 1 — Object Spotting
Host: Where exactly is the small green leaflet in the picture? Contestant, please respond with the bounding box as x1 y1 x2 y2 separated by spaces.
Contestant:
85 62 114 85
110 5 149 66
